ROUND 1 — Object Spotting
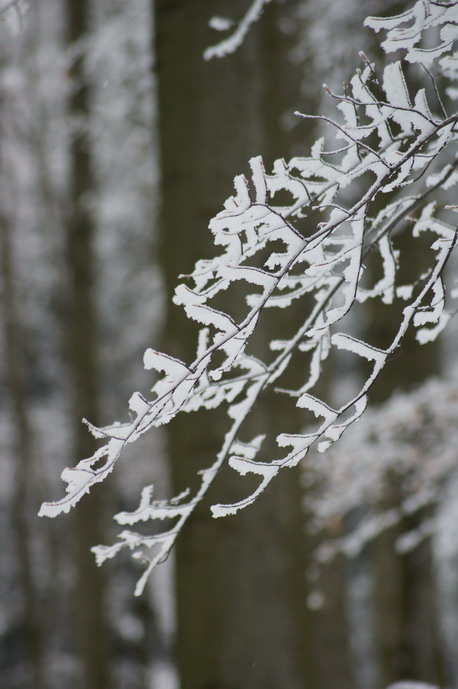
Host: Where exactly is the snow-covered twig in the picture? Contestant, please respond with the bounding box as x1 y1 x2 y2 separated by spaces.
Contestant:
40 0 458 595
204 0 273 61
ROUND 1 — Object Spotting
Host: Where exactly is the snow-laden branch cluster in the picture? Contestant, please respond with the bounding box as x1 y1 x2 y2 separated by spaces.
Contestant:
365 1 458 80
306 369 458 561
40 0 458 595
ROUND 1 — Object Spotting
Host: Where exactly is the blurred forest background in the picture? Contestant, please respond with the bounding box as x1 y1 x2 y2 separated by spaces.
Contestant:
0 1 457 688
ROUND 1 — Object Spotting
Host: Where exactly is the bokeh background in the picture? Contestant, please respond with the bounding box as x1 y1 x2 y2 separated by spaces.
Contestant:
0 1 457 688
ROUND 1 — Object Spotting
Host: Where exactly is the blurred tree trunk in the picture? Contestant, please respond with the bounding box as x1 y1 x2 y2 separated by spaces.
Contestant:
366 231 445 687
153 2 320 688
0 198 46 689
154 2 357 688
372 497 445 688
64 1 110 687
303 527 355 689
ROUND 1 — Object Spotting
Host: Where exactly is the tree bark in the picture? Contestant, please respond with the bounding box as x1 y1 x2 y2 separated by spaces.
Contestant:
64 1 110 687
0 200 46 689
153 2 314 688
366 232 445 687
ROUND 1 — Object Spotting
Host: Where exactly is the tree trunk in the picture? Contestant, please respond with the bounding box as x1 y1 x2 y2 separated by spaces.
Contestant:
153 2 315 688
0 197 46 689
367 232 445 687
64 1 110 687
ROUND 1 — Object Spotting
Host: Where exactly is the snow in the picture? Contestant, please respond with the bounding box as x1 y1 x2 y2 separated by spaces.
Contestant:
204 0 273 61
36 0 458 604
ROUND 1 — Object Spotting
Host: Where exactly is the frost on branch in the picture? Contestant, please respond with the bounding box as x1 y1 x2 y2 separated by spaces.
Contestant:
40 0 458 595
204 0 273 61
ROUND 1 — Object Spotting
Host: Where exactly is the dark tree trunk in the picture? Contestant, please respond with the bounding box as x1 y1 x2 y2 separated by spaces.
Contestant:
367 232 445 688
0 203 46 689
64 1 110 687
153 2 316 688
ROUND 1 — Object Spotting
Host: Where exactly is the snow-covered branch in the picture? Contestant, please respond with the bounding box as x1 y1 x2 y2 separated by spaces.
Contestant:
204 0 273 61
40 0 458 595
